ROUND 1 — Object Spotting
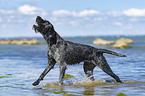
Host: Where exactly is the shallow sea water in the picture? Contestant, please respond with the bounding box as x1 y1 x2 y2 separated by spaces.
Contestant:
0 36 145 96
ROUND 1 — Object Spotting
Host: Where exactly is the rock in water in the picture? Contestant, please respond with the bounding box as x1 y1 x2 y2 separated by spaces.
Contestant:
116 38 133 44
0 38 40 45
112 42 129 49
93 38 115 45
112 38 133 49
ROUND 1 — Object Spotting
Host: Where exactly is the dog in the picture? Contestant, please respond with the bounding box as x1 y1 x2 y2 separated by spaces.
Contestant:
32 16 126 86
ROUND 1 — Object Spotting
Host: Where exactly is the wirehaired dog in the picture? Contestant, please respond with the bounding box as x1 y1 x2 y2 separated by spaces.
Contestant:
32 16 126 86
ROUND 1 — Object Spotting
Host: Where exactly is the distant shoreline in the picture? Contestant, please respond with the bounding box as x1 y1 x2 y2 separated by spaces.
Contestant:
0 35 145 39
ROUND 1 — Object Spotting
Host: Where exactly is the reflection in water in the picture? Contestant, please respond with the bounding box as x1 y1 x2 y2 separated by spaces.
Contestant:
83 87 95 95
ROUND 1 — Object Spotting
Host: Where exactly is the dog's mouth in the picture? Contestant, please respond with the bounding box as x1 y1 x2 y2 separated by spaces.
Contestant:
35 22 38 27
34 16 43 27
33 16 43 33
33 22 40 33
35 21 40 27
33 16 52 33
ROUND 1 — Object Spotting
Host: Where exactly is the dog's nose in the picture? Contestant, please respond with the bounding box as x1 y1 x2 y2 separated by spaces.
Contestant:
36 16 42 19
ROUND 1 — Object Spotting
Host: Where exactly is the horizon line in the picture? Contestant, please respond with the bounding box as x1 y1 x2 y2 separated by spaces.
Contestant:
0 34 145 39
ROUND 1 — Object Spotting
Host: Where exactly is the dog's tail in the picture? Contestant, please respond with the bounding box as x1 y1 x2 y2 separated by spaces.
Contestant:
98 49 126 57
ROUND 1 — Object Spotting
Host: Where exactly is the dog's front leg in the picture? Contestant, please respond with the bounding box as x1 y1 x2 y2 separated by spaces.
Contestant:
32 63 55 86
32 54 56 86
59 65 67 85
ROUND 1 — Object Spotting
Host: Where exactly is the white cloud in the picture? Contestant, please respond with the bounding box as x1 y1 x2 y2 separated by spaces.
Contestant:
18 5 38 15
106 11 121 17
69 21 79 27
18 4 47 16
1 7 145 37
2 24 7 28
0 17 2 22
94 17 103 21
52 10 75 17
123 8 145 16
52 9 99 17
77 10 99 17
114 22 122 26
0 9 15 14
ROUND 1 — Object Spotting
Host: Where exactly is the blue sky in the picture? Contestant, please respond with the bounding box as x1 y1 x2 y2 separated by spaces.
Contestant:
0 0 145 37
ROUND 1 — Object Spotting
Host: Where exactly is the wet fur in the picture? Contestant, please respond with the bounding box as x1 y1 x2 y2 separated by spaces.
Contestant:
32 16 126 86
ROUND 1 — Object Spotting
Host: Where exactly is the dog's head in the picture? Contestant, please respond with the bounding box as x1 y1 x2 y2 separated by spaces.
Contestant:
33 16 57 45
33 16 54 34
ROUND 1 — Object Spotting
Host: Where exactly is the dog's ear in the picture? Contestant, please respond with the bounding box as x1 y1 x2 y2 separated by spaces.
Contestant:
45 24 52 29
42 22 53 31
49 32 57 46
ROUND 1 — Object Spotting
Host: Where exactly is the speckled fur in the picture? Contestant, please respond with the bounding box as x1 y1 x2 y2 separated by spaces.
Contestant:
32 16 126 86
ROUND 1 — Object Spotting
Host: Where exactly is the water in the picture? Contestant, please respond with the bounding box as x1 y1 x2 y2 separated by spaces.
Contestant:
0 36 145 96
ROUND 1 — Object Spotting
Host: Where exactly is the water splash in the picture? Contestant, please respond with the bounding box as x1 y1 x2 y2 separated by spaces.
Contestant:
72 78 107 87
44 78 115 89
44 79 145 89
44 82 63 89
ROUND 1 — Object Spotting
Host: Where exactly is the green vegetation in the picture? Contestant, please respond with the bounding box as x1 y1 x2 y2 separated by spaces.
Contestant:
116 92 127 96
7 74 13 76
54 91 66 94
64 74 74 80
0 76 5 78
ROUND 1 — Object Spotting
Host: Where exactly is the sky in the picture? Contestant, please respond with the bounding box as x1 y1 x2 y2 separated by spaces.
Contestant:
0 0 145 37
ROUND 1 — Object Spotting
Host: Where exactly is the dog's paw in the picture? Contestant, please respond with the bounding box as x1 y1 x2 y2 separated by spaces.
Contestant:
32 81 40 86
58 82 64 86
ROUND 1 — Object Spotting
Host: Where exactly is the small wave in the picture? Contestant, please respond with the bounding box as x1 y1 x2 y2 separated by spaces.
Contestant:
123 80 145 84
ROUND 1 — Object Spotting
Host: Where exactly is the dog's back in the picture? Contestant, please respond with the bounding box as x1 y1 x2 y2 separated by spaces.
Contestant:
53 40 126 65
54 40 95 64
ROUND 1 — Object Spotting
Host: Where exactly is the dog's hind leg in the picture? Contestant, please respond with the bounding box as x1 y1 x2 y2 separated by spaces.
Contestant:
32 57 56 86
83 62 96 81
96 55 122 83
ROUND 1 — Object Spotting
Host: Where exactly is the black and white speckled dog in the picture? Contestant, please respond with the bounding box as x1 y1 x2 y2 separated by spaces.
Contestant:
32 16 126 86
